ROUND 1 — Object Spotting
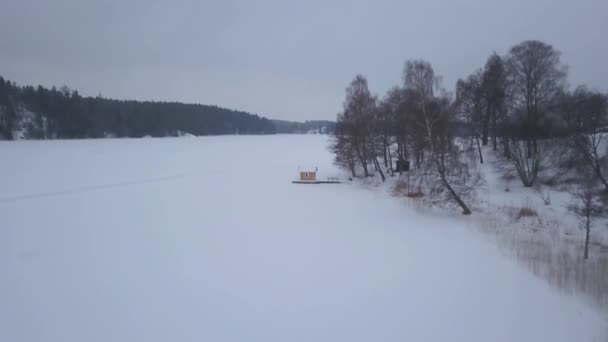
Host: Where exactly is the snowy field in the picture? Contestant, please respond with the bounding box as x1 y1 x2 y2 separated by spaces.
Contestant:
1 135 606 341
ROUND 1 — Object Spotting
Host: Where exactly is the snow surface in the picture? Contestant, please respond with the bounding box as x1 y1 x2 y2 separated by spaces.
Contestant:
0 135 606 342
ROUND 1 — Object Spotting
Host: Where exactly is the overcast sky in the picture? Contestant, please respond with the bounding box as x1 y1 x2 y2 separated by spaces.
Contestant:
1 0 607 121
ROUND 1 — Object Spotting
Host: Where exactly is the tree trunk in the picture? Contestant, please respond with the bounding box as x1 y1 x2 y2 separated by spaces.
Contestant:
402 137 408 160
355 147 369 177
442 176 472 215
374 157 385 182
491 115 498 151
584 225 590 260
503 137 510 159
397 139 403 161
387 143 394 176
361 161 369 177
482 120 489 146
481 105 491 146
383 137 389 168
476 136 484 164
592 163 608 192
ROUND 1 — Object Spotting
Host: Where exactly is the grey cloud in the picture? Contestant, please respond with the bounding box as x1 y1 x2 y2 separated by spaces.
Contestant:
1 0 606 120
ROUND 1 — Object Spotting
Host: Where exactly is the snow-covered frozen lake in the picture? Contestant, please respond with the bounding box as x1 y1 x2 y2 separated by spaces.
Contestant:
1 135 606 341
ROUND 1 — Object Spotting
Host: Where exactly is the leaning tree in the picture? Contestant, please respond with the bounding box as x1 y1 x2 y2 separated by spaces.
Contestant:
404 60 477 215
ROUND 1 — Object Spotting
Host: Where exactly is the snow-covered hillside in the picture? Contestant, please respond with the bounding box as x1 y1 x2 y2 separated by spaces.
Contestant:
1 135 606 341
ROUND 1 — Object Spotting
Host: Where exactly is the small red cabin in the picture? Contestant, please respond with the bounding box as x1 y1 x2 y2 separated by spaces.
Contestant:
299 171 316 182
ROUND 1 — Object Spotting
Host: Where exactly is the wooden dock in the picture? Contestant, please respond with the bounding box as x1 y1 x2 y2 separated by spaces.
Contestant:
292 177 342 184
292 180 342 184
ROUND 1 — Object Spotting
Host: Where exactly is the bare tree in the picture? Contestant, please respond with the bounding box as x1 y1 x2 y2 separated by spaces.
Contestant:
506 40 567 158
329 123 357 177
455 54 508 164
403 88 428 169
368 101 386 182
405 60 475 215
559 87 608 191
481 53 507 150
455 70 485 164
567 182 607 260
338 75 377 177
379 87 404 172
501 138 548 187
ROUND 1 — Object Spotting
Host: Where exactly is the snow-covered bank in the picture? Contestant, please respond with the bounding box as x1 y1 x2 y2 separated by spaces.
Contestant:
471 146 608 314
1 135 606 341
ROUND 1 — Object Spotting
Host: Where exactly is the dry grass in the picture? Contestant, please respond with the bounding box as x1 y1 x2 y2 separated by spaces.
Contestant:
515 206 538 220
405 191 425 198
392 179 425 198
475 204 608 314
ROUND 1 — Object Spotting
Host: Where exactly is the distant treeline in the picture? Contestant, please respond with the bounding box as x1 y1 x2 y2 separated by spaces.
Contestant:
0 76 280 139
272 119 336 134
